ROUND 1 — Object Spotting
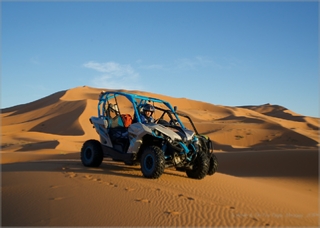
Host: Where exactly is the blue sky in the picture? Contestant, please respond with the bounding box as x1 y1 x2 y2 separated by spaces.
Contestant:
2 1 319 117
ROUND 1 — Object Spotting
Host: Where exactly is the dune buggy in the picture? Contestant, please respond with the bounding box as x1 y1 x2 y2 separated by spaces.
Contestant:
81 91 218 179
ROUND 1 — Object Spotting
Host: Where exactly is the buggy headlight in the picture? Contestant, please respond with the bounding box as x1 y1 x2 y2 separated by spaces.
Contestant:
153 129 164 138
192 136 199 143
192 136 200 150
153 129 174 143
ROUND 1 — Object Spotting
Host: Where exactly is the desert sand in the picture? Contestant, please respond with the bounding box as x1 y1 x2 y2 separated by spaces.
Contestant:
1 86 319 227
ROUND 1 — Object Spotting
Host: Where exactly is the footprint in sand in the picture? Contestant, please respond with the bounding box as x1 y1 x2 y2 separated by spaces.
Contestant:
64 172 77 178
83 175 102 183
49 185 59 189
164 210 181 216
83 174 93 180
92 178 102 182
105 182 118 187
125 187 135 191
177 194 195 201
135 198 151 203
49 197 64 201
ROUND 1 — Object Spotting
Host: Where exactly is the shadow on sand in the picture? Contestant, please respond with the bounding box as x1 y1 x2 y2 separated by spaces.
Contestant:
1 148 318 180
215 149 318 178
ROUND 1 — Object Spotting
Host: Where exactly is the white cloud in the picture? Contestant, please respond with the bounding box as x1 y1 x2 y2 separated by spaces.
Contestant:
134 56 221 72
83 61 143 90
84 61 133 75
175 58 198 70
139 64 164 70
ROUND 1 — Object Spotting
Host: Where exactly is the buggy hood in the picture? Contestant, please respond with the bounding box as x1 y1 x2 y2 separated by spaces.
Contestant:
144 123 195 142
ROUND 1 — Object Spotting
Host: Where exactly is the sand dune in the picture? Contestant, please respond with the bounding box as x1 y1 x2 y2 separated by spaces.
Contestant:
1 86 319 226
2 86 318 152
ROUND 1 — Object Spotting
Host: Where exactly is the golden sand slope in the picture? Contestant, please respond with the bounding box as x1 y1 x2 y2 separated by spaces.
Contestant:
1 86 319 226
1 86 318 153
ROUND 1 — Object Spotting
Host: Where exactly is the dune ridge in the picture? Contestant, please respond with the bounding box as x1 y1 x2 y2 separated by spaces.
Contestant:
1 86 318 153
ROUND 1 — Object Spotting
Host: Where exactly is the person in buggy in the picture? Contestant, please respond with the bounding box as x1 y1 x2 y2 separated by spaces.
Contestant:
140 104 155 124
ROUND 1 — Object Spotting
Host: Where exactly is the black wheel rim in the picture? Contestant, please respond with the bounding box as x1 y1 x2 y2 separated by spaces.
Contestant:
85 148 92 160
144 154 154 171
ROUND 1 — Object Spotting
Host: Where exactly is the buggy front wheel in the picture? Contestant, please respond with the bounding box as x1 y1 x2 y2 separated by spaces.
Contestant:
140 146 165 179
207 153 218 175
186 151 209 179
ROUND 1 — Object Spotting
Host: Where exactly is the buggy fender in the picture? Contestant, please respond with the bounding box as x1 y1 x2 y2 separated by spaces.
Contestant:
90 117 113 147
126 123 148 154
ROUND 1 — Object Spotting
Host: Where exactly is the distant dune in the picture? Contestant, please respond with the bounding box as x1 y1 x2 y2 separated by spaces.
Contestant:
1 86 319 227
1 86 318 153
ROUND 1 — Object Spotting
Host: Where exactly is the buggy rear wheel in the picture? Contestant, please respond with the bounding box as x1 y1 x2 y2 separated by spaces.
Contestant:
186 151 209 179
140 146 165 179
81 140 103 167
207 153 218 175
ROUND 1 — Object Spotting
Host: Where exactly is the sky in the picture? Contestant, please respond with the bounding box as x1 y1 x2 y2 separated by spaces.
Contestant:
1 1 319 117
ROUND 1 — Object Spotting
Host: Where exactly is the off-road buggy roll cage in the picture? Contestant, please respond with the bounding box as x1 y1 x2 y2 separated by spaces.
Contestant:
82 91 218 179
97 91 185 127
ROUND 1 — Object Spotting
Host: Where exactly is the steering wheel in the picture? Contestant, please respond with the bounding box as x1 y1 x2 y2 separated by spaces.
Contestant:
169 120 179 126
156 118 170 126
